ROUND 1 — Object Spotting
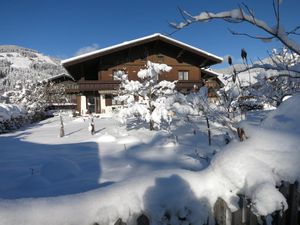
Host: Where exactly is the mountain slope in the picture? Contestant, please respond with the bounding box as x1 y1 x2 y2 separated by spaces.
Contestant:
0 45 67 93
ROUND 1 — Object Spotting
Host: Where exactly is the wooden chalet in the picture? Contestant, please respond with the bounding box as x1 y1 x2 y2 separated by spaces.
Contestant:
61 33 223 114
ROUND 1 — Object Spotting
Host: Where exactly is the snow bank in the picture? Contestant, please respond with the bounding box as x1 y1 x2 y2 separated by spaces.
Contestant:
97 133 117 142
0 103 25 121
0 170 214 225
262 93 300 133
210 124 300 215
117 135 140 144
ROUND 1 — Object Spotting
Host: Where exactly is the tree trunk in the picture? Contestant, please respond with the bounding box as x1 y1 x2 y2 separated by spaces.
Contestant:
205 116 211 146
59 115 64 137
149 120 154 131
149 99 155 130
237 127 247 141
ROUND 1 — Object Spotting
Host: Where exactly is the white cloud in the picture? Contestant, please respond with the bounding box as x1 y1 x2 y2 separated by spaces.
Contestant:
74 43 99 56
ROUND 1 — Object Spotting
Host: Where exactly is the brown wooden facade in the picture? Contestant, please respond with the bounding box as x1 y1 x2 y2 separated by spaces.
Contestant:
62 33 223 114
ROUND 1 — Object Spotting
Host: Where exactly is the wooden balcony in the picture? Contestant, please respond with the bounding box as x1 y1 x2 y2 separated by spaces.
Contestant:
77 80 120 91
176 80 202 90
65 80 202 93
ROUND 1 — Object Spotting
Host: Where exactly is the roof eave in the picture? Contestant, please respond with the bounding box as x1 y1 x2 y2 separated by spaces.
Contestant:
62 33 223 67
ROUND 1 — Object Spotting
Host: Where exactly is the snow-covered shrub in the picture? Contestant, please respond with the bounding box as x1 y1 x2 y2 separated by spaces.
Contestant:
2 79 66 116
0 103 28 132
114 61 176 130
3 81 47 114
0 81 64 133
220 48 300 110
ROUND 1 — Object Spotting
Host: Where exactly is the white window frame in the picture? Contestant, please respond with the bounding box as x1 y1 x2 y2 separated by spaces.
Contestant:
178 71 189 80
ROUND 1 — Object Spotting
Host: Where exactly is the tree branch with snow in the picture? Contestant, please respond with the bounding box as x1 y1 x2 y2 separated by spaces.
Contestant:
171 0 300 55
114 61 176 130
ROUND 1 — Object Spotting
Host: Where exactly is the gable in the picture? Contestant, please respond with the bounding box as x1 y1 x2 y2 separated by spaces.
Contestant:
64 39 222 81
62 33 222 68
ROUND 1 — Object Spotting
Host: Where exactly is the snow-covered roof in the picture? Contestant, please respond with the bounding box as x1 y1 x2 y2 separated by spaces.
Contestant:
201 68 224 86
62 33 223 66
201 68 223 77
47 73 75 82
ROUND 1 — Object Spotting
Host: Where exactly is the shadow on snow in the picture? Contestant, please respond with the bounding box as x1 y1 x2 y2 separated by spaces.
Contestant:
0 131 105 199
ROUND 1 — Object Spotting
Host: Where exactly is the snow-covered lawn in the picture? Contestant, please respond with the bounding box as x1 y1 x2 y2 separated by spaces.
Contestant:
0 114 223 199
0 95 299 225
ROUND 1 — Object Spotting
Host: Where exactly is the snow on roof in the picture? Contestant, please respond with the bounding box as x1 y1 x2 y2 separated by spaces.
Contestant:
61 33 223 65
47 73 75 82
201 68 223 77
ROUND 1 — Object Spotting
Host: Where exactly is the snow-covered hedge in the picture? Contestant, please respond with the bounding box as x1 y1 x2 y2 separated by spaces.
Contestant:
0 104 26 132
0 103 25 121
0 103 47 133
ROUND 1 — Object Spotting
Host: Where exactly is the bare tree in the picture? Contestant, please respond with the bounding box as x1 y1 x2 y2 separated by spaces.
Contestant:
170 0 300 55
171 0 300 55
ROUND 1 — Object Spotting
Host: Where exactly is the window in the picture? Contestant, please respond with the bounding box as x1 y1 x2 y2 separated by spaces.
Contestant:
178 71 189 80
157 54 164 63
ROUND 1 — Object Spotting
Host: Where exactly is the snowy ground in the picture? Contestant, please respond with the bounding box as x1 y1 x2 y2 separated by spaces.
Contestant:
0 95 299 225
0 114 224 199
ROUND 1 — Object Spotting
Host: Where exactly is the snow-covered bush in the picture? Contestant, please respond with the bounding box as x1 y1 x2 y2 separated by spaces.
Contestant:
0 103 29 133
114 61 176 130
239 48 300 107
0 79 66 132
3 80 47 114
2 80 66 115
218 47 300 116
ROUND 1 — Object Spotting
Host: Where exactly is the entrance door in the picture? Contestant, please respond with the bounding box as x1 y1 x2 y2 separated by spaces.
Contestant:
87 95 101 113
87 96 95 113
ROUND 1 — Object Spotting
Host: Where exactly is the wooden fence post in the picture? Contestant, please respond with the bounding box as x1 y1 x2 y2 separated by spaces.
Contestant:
286 181 299 225
137 214 150 225
114 218 127 225
214 198 232 225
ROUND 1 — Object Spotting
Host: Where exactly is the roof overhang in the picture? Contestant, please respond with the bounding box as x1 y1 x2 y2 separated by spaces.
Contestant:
47 73 75 83
62 33 223 67
201 68 224 86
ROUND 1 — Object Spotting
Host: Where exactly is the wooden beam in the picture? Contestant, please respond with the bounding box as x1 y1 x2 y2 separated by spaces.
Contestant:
127 47 132 61
199 59 209 67
176 49 185 58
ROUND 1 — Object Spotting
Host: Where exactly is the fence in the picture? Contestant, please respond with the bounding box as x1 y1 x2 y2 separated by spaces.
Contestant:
107 182 299 225
214 181 299 225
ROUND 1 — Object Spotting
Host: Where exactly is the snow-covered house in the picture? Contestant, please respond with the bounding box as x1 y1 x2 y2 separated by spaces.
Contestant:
62 33 223 114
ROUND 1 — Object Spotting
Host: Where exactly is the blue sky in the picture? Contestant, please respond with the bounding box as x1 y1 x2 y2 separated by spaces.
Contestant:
1 0 300 68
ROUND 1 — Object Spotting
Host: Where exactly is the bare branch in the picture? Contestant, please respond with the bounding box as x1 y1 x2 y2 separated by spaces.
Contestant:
228 28 275 42
171 3 300 55
272 0 280 32
287 26 300 36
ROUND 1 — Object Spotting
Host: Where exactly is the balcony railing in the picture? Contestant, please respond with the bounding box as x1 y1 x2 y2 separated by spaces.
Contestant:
65 80 202 93
176 80 201 89
77 81 120 91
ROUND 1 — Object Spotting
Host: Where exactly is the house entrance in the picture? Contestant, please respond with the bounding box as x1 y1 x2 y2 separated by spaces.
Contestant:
87 95 101 113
